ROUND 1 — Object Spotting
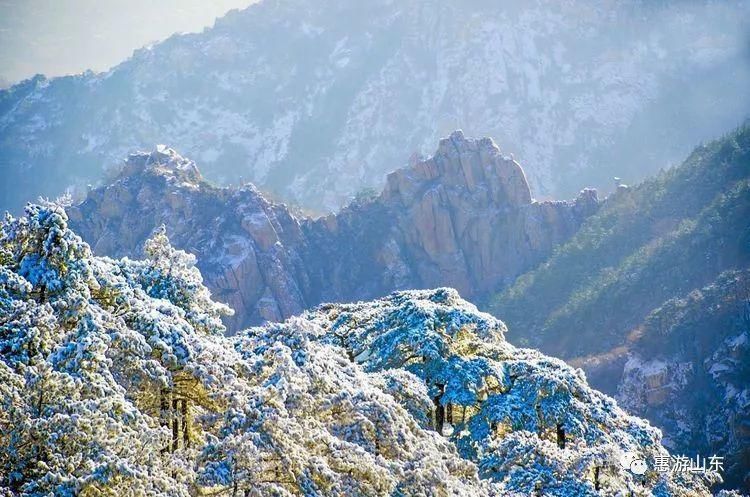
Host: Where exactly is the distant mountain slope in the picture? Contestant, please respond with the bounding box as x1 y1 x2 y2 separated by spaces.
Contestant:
68 132 598 330
0 204 720 496
2 0 749 212
489 124 750 359
489 124 750 490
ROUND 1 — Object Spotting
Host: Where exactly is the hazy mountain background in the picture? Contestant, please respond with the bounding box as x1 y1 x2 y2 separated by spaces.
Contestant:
0 0 254 83
1 0 749 213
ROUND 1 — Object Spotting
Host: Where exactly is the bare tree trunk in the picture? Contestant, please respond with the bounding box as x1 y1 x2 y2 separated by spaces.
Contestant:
535 404 543 436
172 398 179 452
594 466 601 490
433 384 445 434
160 389 169 454
160 390 168 423
556 423 566 449
181 399 189 447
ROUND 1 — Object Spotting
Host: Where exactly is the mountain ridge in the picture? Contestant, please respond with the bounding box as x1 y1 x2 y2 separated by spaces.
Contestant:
68 131 599 330
489 123 750 489
2 0 748 212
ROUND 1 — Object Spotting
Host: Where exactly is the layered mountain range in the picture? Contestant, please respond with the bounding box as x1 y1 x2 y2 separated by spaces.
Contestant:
69 131 598 330
2 0 749 212
67 125 750 491
3 0 749 493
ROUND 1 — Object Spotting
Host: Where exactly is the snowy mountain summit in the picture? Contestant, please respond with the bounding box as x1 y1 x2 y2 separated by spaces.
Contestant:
123 144 203 185
0 203 726 496
2 0 748 213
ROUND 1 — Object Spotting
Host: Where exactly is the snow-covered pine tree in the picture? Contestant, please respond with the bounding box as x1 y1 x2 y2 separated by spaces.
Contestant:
0 204 487 496
304 289 721 496
0 203 726 496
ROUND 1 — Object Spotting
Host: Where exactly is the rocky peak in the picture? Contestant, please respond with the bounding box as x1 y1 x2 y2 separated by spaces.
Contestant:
2 0 748 215
69 133 600 330
573 187 600 217
119 145 202 186
384 130 532 207
373 131 597 297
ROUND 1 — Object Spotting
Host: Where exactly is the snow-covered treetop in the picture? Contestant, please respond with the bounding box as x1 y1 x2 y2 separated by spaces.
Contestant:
0 204 487 496
305 288 510 369
0 204 720 496
296 288 720 495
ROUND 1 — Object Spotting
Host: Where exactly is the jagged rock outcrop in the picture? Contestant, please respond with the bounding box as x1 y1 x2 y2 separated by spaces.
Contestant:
69 145 312 328
305 131 599 301
68 132 599 329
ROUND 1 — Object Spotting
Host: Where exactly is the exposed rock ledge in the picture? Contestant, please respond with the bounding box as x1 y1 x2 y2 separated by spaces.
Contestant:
68 131 599 330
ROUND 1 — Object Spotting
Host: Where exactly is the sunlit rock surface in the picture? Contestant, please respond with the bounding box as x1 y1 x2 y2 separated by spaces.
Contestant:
68 132 598 329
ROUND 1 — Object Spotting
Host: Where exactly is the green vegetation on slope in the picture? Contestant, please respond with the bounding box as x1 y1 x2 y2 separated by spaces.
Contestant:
489 124 750 360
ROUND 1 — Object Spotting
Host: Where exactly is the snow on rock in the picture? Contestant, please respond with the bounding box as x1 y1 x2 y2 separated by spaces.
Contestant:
2 0 749 214
616 270 750 489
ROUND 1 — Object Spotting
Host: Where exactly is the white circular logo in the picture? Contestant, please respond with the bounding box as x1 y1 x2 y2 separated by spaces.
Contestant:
629 458 648 475
621 452 648 475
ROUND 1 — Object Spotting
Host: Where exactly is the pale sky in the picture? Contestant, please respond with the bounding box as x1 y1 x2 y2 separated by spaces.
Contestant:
0 0 256 86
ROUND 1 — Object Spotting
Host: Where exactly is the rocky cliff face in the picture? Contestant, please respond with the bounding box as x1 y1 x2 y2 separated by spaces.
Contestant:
68 145 312 329
615 270 750 490
68 132 598 330
3 0 748 213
